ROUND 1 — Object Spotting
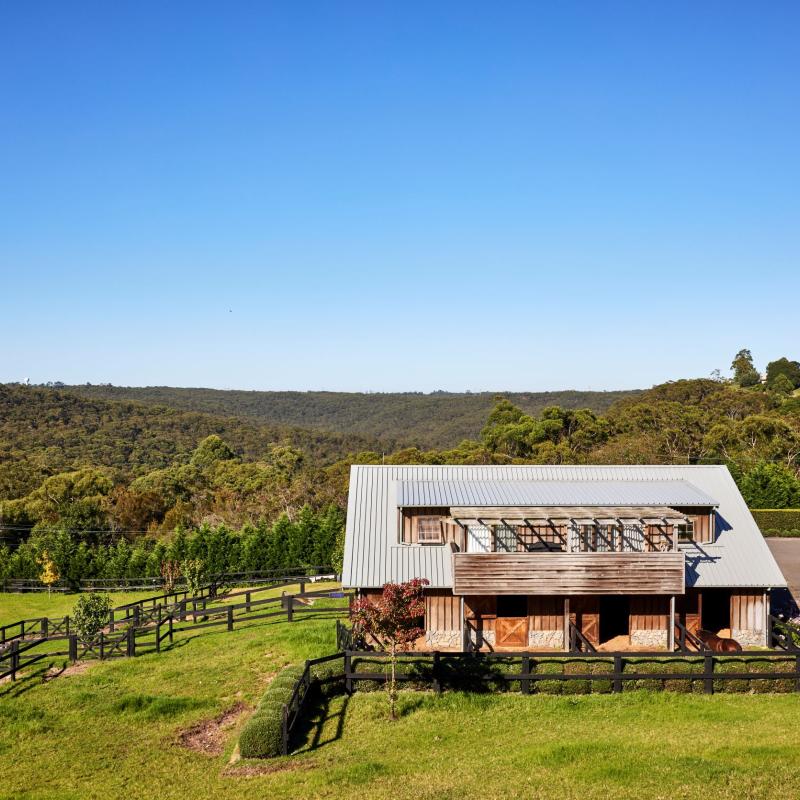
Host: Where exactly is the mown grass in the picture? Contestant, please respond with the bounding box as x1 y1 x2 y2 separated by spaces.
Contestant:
2 590 800 800
0 580 341 626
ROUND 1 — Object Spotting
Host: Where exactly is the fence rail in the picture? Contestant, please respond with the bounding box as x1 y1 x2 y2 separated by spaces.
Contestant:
0 566 335 594
0 584 352 682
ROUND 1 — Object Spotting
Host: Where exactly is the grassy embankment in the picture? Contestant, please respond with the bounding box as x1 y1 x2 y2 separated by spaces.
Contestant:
2 590 800 800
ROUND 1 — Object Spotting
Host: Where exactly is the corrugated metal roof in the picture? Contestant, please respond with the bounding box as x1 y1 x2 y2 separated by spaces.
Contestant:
398 479 717 508
341 465 787 590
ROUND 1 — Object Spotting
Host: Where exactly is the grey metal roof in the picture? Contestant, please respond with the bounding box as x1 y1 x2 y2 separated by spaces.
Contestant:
397 479 717 508
342 465 787 590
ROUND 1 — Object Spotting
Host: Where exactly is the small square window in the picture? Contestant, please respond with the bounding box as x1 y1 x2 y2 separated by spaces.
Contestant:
676 521 695 543
417 517 443 544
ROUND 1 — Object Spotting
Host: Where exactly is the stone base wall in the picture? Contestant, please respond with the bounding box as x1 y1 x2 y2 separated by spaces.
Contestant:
732 628 766 648
528 630 564 649
425 629 462 650
630 629 668 649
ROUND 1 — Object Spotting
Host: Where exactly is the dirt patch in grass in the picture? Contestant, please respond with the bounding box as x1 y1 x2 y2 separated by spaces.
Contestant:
222 759 316 777
43 661 93 682
177 702 249 756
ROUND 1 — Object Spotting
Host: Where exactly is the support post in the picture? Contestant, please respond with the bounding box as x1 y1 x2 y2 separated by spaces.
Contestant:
613 654 623 693
563 598 570 652
227 605 234 632
521 655 530 695
281 704 289 756
69 634 78 662
10 640 19 680
299 580 306 596
169 615 174 644
432 651 441 695
668 596 675 651
344 651 353 694
245 591 251 614
41 617 48 638
109 610 115 632
287 596 294 622
704 654 713 694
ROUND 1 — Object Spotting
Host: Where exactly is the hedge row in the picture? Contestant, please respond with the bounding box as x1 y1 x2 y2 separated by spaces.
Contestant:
238 665 305 759
751 508 800 537
349 655 798 695
238 661 346 759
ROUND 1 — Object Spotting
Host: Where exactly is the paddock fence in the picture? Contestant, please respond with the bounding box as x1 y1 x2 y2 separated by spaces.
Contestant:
0 580 352 682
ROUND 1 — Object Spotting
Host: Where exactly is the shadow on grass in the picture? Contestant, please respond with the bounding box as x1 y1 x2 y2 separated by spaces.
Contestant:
0 663 53 699
293 693 351 754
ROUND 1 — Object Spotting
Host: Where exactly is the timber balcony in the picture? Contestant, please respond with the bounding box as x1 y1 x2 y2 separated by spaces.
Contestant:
451 551 686 596
449 506 688 596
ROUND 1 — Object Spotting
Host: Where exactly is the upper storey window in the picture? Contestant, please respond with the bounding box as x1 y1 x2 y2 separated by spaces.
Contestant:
676 520 695 543
417 517 443 544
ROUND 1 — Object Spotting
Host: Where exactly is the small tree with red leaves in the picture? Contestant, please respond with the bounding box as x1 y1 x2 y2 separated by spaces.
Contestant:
350 578 428 720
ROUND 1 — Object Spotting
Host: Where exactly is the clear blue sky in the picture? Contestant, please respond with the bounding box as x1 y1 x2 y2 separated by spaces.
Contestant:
2 2 798 392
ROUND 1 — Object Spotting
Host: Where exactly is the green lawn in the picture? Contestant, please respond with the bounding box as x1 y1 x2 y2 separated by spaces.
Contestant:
2 590 799 800
0 580 342 626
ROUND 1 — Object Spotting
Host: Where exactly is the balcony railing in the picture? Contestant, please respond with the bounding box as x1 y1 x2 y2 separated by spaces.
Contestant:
451 550 685 596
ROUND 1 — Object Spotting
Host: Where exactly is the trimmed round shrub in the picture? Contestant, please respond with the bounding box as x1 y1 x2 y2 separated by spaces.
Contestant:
239 713 282 758
714 658 750 693
311 661 345 698
623 659 661 691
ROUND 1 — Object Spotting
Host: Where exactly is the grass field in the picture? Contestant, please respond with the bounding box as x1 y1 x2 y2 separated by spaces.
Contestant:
2 591 800 800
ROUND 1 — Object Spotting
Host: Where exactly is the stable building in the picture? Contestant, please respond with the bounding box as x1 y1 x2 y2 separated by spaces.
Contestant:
341 465 788 651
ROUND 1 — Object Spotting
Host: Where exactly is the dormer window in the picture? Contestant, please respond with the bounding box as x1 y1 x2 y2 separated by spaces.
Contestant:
417 517 443 544
676 520 695 543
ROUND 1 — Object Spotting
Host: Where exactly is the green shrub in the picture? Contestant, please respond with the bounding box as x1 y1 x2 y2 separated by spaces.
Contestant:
239 714 282 759
238 665 306 759
713 658 750 693
534 659 563 695
310 660 345 698
750 509 800 536
747 657 795 694
623 659 662 691
72 592 113 641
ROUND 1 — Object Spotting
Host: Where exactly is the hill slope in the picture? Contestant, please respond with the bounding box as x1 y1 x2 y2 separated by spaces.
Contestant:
60 385 639 449
0 385 383 500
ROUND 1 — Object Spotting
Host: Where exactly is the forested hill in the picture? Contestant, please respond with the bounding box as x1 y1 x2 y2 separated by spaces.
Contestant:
0 384 384 500
57 385 639 449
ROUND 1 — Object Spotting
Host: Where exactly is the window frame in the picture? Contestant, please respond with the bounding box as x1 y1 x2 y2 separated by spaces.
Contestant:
676 520 695 544
416 516 444 545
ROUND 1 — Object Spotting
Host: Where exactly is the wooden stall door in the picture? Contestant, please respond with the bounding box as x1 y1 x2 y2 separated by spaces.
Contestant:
495 617 528 648
569 596 600 646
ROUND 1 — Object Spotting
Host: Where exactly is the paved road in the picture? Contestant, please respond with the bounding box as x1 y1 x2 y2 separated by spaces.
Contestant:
766 538 800 600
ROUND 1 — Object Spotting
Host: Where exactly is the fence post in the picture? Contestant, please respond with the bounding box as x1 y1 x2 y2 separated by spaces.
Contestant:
227 605 234 632
521 655 530 695
109 610 115 632
69 634 78 663
299 580 306 596
613 654 623 693
287 596 294 623
10 641 19 680
128 627 136 658
795 654 800 693
133 606 140 628
432 651 441 695
281 704 290 756
245 591 251 614
344 651 352 694
704 654 713 694
169 615 174 644
100 631 105 660
41 617 48 638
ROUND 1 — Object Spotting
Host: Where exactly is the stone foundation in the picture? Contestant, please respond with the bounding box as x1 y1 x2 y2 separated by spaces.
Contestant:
630 629 668 649
425 629 462 650
732 628 766 648
528 630 564 649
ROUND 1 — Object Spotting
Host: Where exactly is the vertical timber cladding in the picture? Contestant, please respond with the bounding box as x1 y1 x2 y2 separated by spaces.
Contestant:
527 596 564 649
730 590 768 647
672 506 715 543
423 589 461 650
629 595 670 648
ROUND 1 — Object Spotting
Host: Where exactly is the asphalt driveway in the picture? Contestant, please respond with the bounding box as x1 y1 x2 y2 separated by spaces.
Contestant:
766 538 800 601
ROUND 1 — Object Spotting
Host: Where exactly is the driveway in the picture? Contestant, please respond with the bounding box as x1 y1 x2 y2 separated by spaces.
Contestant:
766 538 800 601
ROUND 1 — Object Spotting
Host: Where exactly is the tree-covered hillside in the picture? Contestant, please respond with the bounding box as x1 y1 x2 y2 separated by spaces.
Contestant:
0 384 383 500
59 385 639 449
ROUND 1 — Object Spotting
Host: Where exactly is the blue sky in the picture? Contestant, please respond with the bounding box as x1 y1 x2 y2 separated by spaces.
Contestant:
1 2 798 392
